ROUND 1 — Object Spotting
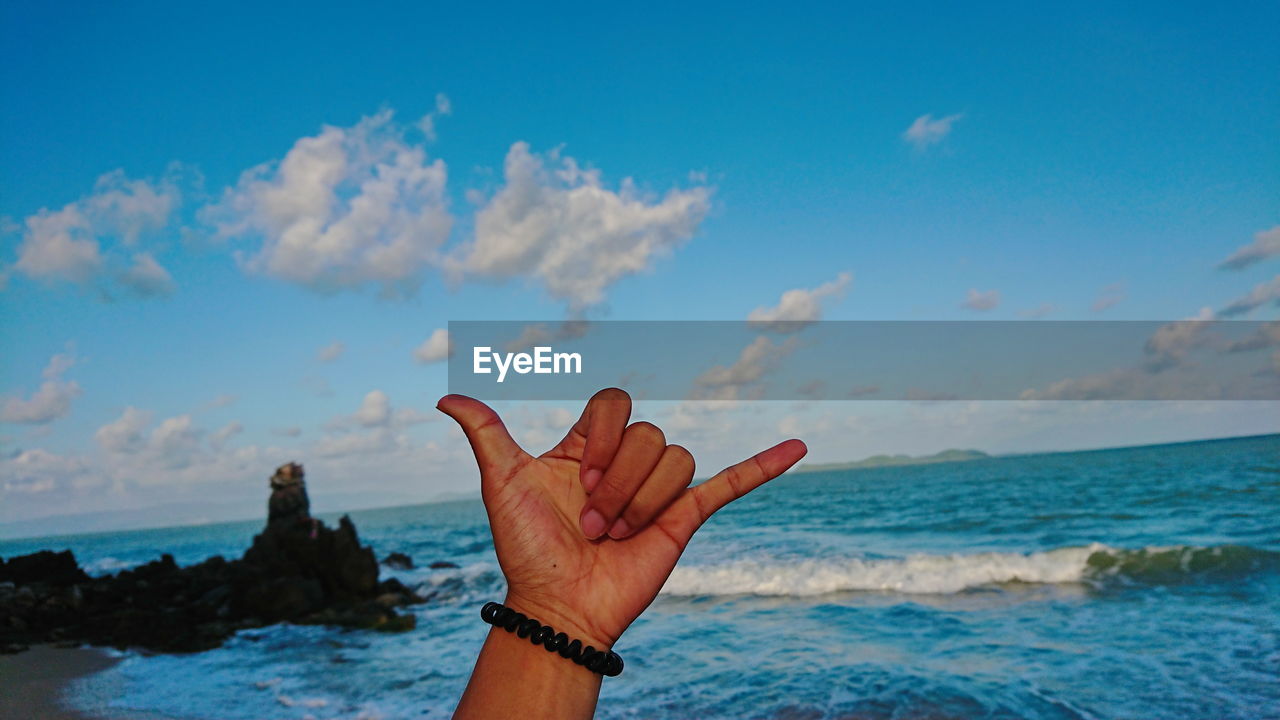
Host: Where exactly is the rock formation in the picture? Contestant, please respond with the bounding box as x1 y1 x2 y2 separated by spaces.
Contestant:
0 463 425 655
268 461 310 526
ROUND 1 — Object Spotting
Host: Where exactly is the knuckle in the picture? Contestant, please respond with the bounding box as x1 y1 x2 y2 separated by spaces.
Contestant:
621 500 653 526
627 421 666 447
723 464 746 495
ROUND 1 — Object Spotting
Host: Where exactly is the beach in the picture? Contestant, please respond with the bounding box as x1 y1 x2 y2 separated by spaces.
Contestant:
0 645 119 720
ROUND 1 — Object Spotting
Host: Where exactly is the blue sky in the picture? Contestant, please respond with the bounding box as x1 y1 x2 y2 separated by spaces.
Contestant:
2 2 1278 531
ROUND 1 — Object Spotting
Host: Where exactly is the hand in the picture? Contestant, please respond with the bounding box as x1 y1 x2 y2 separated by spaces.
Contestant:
438 388 807 651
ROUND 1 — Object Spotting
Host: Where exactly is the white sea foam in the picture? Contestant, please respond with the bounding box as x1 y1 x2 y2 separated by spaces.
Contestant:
83 556 136 575
659 544 1110 596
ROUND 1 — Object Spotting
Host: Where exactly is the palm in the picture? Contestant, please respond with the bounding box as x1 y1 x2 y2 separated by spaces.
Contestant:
484 449 690 646
438 389 806 650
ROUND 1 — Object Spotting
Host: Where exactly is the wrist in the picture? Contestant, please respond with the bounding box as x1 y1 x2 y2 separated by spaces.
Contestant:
502 590 615 651
457 613 603 719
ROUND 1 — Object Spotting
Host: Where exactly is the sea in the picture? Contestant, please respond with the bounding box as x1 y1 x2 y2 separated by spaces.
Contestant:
3 434 1278 720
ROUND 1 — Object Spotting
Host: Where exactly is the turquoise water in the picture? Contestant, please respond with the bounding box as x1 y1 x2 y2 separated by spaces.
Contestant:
4 435 1278 719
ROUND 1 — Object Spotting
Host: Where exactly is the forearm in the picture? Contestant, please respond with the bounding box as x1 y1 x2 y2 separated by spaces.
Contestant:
452 602 605 720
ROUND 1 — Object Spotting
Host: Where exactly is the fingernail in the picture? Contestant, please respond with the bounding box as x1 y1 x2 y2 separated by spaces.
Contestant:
607 517 631 540
581 509 607 539
583 468 602 493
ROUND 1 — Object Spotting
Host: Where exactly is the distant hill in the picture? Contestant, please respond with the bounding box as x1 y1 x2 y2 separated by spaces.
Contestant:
795 448 990 473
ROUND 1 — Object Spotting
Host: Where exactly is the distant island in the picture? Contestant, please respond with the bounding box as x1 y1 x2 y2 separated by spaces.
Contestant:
794 449 990 473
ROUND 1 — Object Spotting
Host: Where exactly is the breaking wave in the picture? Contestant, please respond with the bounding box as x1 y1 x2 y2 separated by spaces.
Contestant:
657 544 1279 597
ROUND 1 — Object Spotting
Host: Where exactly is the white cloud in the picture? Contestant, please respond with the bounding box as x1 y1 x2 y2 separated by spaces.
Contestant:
748 271 851 330
1220 274 1280 317
1 448 96 496
206 110 452 296
317 341 346 363
1225 321 1280 353
508 405 578 450
961 288 1001 312
314 427 407 458
42 353 75 380
83 169 176 245
1019 308 1250 400
96 407 153 453
210 421 244 451
1143 307 1214 372
1018 303 1056 319
418 93 453 142
455 142 712 310
1091 283 1125 313
1 353 82 425
413 328 451 363
95 407 204 469
694 335 799 400
203 394 237 409
502 321 590 353
13 170 177 287
1218 226 1280 271
328 389 432 431
316 390 439 459
119 252 176 297
150 414 202 466
14 205 101 283
352 390 391 427
902 113 963 150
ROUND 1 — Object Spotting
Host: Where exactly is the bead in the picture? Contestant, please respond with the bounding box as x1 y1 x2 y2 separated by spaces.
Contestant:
492 606 513 625
503 611 525 632
544 631 568 652
479 602 622 677
560 638 582 659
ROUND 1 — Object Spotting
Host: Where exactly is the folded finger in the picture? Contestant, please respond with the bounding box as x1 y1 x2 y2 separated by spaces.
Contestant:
608 444 694 539
563 388 632 494
580 421 665 539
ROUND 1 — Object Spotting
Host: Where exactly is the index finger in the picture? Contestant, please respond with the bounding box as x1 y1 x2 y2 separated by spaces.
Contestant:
560 388 632 493
664 439 807 544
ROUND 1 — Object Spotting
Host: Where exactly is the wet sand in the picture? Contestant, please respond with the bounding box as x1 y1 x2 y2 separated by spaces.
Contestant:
0 645 120 719
1 645 193 720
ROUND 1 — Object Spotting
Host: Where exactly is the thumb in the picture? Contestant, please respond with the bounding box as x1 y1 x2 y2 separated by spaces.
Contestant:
437 394 525 481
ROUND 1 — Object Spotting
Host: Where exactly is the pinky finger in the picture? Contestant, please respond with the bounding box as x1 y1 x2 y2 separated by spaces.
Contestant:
667 439 807 544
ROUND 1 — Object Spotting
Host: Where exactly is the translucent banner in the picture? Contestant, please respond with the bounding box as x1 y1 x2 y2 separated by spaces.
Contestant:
446 320 1280 401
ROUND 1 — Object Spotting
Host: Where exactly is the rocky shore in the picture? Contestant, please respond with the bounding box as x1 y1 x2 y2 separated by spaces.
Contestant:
0 463 426 655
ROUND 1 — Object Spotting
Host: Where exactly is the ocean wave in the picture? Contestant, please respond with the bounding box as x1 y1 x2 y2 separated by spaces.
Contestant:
1086 543 1279 585
657 544 1280 597
83 556 138 576
412 562 505 602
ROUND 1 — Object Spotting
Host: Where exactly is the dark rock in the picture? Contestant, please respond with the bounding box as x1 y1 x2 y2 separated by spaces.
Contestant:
382 552 414 570
268 462 310 526
428 561 459 569
0 462 425 655
377 577 407 594
2 550 89 586
242 577 324 622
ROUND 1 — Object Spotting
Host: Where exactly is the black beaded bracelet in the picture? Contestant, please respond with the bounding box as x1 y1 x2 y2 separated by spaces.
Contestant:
480 601 624 677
